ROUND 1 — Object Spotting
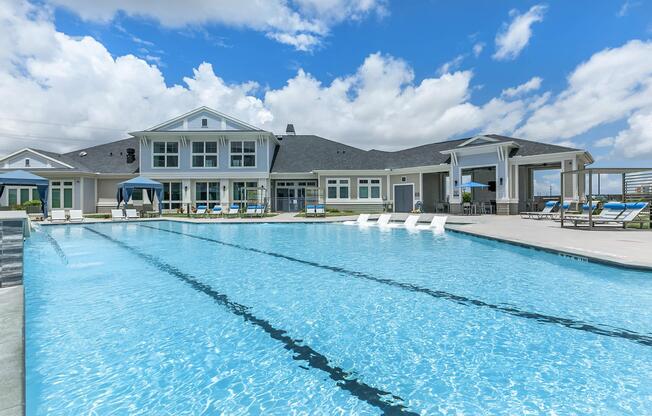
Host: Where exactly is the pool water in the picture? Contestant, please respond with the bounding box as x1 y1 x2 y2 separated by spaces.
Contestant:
24 221 652 415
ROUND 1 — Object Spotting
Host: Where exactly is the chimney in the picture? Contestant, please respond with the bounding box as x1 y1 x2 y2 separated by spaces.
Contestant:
126 148 136 163
285 123 295 135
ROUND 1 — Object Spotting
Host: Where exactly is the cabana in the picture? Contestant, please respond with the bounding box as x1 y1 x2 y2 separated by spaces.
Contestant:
0 170 49 217
116 176 163 213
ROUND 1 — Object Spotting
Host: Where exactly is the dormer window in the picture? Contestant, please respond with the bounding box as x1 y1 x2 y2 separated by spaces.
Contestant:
201 118 208 128
25 158 30 167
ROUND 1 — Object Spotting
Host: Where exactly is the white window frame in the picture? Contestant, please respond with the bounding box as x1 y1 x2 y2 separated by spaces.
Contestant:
229 140 257 168
5 186 37 206
326 178 350 200
152 141 180 169
357 178 382 200
194 181 221 207
191 140 219 168
161 181 182 210
50 180 74 209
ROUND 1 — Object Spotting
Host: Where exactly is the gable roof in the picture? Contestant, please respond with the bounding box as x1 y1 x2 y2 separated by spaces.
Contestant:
271 134 584 172
143 106 262 132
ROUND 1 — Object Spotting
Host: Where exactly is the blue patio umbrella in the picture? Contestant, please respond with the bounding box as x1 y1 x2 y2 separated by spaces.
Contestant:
0 170 49 216
456 181 489 188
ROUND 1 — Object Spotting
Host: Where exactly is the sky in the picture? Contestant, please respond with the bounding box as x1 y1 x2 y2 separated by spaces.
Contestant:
1 0 652 181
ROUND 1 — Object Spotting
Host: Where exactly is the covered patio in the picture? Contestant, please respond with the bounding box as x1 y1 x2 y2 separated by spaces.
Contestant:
116 176 164 215
0 170 49 217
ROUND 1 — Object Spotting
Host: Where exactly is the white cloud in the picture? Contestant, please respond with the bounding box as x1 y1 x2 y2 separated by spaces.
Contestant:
472 42 485 57
609 109 652 159
501 76 542 98
493 4 547 61
517 40 652 151
437 54 465 75
45 0 386 51
0 0 540 154
617 1 641 17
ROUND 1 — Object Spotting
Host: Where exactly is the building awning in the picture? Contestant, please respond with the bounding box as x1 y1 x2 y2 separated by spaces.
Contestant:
116 176 164 213
0 170 49 216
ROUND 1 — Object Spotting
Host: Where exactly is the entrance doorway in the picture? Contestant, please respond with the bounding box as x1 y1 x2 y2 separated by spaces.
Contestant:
394 184 414 212
274 180 317 211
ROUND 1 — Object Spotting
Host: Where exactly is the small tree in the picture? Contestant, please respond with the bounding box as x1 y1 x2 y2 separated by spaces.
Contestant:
462 192 472 203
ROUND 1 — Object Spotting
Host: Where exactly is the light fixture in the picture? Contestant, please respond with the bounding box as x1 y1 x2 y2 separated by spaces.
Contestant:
499 177 504 186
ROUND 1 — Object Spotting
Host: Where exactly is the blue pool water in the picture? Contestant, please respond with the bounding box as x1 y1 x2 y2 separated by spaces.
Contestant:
25 221 652 415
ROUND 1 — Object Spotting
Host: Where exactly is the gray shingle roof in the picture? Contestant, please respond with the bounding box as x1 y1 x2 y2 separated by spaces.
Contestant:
271 134 580 172
62 137 140 174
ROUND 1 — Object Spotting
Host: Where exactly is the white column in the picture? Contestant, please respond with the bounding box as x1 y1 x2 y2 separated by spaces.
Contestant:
571 157 578 200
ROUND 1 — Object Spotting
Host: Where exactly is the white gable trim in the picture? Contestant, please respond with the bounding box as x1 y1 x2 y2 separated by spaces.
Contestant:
0 148 75 169
144 106 261 132
458 135 500 147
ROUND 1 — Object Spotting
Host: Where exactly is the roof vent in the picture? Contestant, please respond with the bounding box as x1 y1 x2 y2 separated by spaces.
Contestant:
126 148 136 164
285 123 295 135
78 151 87 157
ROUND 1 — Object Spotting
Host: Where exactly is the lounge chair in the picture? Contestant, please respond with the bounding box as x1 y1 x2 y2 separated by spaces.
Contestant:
245 204 258 216
209 205 222 216
111 209 125 221
385 215 420 228
195 205 207 216
305 205 316 217
342 213 371 225
416 215 448 233
370 213 392 227
50 209 66 223
125 209 140 220
256 204 265 216
315 204 325 217
520 201 557 219
68 210 84 222
567 202 648 227
227 204 240 216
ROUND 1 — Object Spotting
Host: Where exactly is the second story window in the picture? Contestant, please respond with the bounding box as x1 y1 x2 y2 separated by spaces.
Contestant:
153 141 179 168
192 141 218 168
230 140 256 167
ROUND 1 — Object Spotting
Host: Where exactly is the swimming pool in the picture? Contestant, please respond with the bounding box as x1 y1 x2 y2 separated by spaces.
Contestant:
25 221 652 415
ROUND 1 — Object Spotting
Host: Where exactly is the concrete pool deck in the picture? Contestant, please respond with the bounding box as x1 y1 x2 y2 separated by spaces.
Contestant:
446 216 652 270
0 285 23 416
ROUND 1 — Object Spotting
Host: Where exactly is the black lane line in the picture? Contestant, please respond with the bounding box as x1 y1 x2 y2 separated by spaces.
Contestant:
83 227 418 415
140 223 652 348
41 230 68 264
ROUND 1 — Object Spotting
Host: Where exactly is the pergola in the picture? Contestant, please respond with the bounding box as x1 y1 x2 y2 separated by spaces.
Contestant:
116 176 163 213
560 167 652 229
0 170 49 216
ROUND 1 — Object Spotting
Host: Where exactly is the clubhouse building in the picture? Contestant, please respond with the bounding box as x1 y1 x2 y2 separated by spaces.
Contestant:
0 107 593 215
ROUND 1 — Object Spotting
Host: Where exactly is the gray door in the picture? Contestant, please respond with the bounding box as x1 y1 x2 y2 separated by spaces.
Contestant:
394 184 414 212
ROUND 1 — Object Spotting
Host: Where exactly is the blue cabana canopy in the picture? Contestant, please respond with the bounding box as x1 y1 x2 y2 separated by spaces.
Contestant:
456 181 489 188
0 170 49 216
116 176 163 213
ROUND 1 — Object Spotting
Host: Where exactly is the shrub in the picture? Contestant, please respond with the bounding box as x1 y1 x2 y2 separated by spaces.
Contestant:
462 192 472 203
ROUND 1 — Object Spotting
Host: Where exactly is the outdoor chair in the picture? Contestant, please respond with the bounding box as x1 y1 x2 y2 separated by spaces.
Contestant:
68 210 84 222
343 213 370 225
209 205 222 216
50 209 66 223
520 201 558 220
111 209 125 221
315 204 325 217
416 216 448 233
125 209 140 220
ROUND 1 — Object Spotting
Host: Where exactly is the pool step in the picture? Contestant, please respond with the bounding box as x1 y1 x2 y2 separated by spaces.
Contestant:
0 220 24 287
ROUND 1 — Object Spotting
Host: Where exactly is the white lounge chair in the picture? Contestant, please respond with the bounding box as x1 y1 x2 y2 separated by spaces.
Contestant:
246 204 257 216
520 201 557 219
315 204 326 217
227 204 240 216
256 204 266 216
195 205 207 216
567 202 648 227
125 209 140 220
384 215 420 228
343 213 371 225
68 210 84 222
209 205 222 216
305 205 316 217
111 209 125 221
416 216 448 233
371 213 392 227
50 209 66 223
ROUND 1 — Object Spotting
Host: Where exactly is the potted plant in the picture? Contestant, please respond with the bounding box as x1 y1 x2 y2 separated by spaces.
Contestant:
20 199 43 214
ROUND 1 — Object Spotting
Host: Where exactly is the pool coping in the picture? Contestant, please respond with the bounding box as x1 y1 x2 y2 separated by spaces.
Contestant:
445 224 652 272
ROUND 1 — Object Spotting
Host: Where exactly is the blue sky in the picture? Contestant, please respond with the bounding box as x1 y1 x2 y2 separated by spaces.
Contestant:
1 0 652 177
